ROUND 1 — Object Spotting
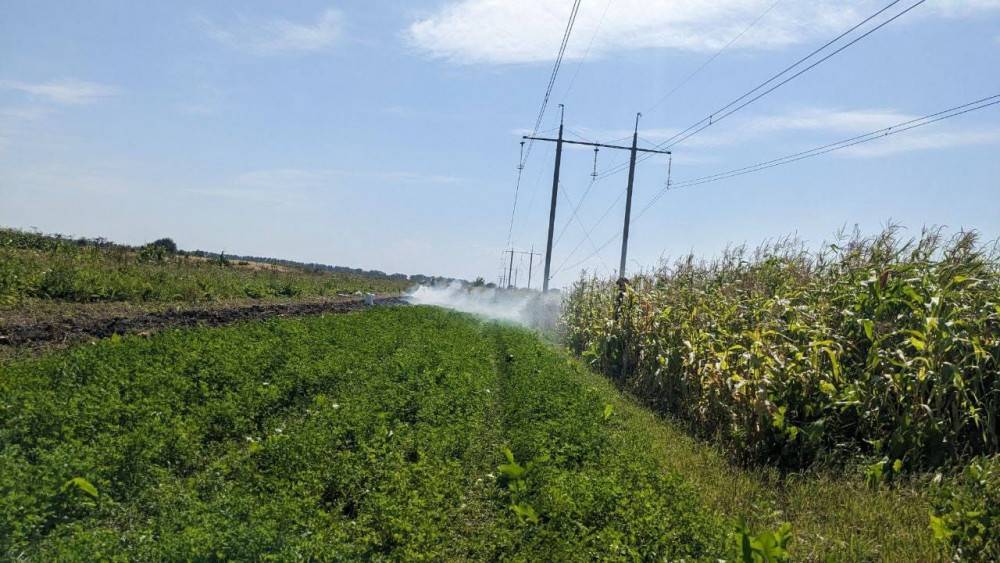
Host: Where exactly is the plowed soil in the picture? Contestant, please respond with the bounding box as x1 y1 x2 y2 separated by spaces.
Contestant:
0 296 405 357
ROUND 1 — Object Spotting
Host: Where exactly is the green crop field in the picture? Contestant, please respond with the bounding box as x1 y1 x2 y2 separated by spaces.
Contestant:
0 229 409 308
564 228 999 560
1 228 996 560
1 307 730 560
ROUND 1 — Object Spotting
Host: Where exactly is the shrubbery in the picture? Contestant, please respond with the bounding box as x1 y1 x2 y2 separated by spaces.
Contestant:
0 228 407 305
930 456 1000 560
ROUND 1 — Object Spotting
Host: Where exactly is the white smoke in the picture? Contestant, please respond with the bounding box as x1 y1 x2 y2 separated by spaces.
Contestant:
405 282 561 328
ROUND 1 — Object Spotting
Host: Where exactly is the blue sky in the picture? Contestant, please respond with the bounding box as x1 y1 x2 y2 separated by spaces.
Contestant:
2 1 998 286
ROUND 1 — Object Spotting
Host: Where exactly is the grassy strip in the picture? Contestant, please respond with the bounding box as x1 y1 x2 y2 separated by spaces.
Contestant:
0 228 408 307
1 307 724 559
562 363 945 561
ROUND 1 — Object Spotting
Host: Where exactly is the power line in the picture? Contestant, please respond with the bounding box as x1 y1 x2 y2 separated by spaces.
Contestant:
524 0 582 166
553 176 600 247
636 93 1000 216
556 92 1000 276
560 0 613 104
557 183 613 272
555 230 621 278
662 0 927 151
505 0 582 246
551 189 625 276
596 0 922 179
644 0 784 115
513 142 553 238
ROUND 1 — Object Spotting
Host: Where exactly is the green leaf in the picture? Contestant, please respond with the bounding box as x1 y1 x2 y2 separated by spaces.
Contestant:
498 462 526 481
61 477 98 499
860 319 874 341
929 514 953 541
820 381 837 396
772 406 787 430
511 503 539 524
603 403 614 420
902 285 923 304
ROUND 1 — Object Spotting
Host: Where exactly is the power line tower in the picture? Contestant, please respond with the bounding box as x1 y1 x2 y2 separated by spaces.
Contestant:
524 109 671 291
501 247 541 289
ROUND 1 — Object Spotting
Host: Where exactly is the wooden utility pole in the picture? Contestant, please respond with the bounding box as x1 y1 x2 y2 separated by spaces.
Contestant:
619 113 641 280
541 104 565 293
524 109 670 291
502 248 541 289
507 249 515 289
526 245 538 290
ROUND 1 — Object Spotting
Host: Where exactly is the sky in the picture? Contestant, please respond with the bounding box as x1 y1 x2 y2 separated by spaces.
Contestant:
2 0 998 287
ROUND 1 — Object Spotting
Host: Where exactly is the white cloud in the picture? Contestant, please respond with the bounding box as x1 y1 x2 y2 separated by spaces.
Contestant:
190 168 465 203
694 108 1000 157
746 108 917 133
0 79 118 105
407 0 1000 64
200 9 342 55
838 129 1000 158
0 106 52 121
933 0 1000 17
580 108 922 148
576 106 1000 157
235 168 463 188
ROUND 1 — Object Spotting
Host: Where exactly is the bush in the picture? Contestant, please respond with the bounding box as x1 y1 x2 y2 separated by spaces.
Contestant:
930 456 1000 560
36 264 81 300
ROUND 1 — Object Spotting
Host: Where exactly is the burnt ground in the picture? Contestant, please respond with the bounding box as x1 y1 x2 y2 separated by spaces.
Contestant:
0 295 406 359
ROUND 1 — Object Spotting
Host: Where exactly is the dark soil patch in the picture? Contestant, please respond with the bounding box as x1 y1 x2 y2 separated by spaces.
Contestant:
0 296 405 354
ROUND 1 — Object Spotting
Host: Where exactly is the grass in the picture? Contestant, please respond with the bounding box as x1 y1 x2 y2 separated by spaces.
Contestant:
580 370 942 560
1 307 728 560
0 228 409 308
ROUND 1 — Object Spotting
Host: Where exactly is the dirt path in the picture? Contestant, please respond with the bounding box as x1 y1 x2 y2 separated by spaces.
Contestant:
0 295 406 355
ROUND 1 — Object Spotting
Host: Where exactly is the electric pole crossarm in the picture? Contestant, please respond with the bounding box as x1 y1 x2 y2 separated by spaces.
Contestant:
523 136 671 155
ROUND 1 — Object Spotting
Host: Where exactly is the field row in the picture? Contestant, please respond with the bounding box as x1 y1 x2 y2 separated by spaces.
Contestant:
1 307 727 560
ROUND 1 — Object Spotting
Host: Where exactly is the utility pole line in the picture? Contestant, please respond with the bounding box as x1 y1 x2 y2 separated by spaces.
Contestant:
619 113 641 281
526 245 538 290
524 108 670 291
507 249 515 289
541 104 565 293
502 248 541 290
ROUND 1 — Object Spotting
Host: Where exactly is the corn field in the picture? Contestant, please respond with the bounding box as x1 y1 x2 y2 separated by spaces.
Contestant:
562 228 999 469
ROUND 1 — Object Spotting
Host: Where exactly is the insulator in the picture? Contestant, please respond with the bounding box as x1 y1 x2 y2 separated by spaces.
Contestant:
591 147 599 178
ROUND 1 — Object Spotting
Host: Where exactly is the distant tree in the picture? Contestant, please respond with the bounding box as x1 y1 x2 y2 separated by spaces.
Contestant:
139 238 177 262
472 277 486 287
150 238 178 253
